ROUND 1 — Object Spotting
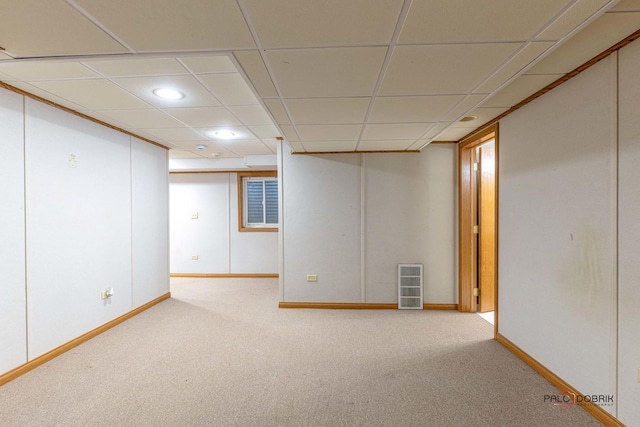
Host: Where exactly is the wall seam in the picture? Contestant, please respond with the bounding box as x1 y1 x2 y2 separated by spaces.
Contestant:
22 95 29 362
360 154 366 303
614 49 620 419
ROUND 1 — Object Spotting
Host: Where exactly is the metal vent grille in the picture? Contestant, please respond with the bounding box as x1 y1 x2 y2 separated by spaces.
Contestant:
398 264 423 310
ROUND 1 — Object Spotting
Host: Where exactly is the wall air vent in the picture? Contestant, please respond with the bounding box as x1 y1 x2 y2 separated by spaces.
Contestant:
398 264 423 310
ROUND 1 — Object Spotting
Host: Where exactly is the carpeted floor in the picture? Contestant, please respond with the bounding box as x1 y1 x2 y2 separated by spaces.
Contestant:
0 278 601 426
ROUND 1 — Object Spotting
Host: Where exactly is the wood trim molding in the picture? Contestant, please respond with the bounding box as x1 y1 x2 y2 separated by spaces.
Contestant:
170 273 278 278
0 292 171 388
460 28 640 143
291 150 420 155
458 124 498 313
0 81 169 150
423 303 458 310
237 171 278 233
496 334 624 427
279 302 459 310
280 302 398 309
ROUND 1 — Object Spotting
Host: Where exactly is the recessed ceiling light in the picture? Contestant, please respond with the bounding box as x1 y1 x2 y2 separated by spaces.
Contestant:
460 115 478 122
153 88 184 100
212 130 236 139
196 144 206 150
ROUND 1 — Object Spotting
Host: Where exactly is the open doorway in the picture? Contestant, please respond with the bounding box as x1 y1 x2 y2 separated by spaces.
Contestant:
458 124 498 335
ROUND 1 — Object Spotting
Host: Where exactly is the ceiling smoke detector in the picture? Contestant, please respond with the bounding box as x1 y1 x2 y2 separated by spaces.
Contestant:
196 144 206 150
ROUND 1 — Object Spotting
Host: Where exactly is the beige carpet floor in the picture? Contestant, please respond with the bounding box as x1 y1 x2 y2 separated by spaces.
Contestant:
0 278 601 426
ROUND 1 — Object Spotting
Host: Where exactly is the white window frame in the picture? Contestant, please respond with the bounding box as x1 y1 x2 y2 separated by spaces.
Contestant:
237 171 278 232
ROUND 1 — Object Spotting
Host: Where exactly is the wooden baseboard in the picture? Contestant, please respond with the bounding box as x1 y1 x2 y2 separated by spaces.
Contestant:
496 333 623 427
279 302 398 309
424 303 458 310
0 292 171 388
279 302 459 310
170 273 278 278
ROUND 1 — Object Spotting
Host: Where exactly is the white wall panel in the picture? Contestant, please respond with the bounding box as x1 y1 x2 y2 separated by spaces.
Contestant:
132 138 169 308
169 173 230 273
0 88 27 373
499 56 617 409
229 173 278 273
617 39 640 426
364 146 457 303
282 151 362 302
25 99 133 359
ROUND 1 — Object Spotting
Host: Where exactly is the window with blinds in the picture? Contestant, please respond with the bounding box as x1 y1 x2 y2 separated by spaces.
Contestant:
238 172 278 231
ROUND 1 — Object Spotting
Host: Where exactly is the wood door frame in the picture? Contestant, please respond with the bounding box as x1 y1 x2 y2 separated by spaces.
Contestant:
458 124 499 334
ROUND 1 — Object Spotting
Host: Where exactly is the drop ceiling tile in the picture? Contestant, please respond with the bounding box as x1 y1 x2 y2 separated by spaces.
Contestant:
228 105 274 125
264 99 291 125
303 141 358 152
475 42 555 93
286 98 370 124
262 138 278 152
142 127 207 142
450 107 509 128
29 79 149 110
369 95 464 123
244 0 403 48
266 47 387 98
113 75 220 108
170 140 226 151
96 109 183 129
179 56 237 74
0 0 127 57
216 139 273 155
528 12 640 74
440 94 488 121
357 140 415 151
3 81 86 111
233 51 279 98
198 73 259 106
400 0 569 43
279 125 300 141
0 70 16 80
380 44 521 96
73 0 255 51
249 124 282 139
286 141 305 152
612 0 640 11
0 61 99 80
297 124 362 141
483 74 562 108
437 127 477 141
83 58 188 77
169 149 202 159
163 107 241 128
362 123 434 140
537 0 610 40
421 122 455 140
195 126 255 141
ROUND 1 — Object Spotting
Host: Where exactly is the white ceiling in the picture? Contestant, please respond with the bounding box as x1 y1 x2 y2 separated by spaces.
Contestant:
1 0 639 160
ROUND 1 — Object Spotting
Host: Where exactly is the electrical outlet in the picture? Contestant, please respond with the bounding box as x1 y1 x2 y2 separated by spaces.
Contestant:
191 212 199 219
306 274 318 282
192 255 199 260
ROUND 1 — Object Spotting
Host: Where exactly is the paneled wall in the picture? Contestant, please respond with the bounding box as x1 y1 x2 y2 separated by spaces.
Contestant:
0 89 27 374
169 173 278 274
0 89 169 374
498 40 640 424
279 143 457 304
617 39 640 425
499 55 617 411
